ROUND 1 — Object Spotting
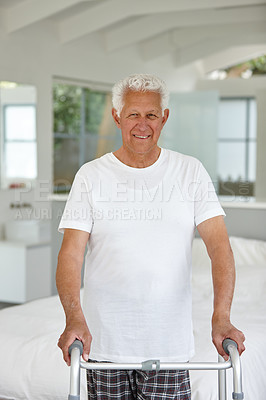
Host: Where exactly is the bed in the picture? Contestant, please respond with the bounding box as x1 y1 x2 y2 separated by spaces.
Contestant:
0 236 265 400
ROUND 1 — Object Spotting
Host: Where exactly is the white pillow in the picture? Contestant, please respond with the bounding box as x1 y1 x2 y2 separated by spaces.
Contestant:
234 264 266 303
230 236 266 268
192 237 266 304
192 236 266 268
231 237 266 303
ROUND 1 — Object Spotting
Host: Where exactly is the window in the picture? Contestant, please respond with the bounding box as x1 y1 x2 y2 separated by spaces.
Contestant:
207 54 266 80
3 104 37 185
53 82 121 193
0 82 37 189
217 98 256 197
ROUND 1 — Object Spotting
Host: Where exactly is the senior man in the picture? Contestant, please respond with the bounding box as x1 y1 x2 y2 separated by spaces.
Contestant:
56 74 245 400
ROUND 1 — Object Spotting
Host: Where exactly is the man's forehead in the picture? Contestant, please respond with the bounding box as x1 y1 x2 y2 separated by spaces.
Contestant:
123 91 162 108
124 89 160 99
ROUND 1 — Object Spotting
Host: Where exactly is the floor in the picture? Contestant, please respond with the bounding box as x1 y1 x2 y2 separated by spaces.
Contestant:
0 302 18 310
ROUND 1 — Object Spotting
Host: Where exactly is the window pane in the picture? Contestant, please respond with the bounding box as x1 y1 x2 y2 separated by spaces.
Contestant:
84 133 121 162
165 91 219 182
249 99 257 139
84 91 120 160
85 91 115 134
5 105 36 140
218 100 246 139
218 142 246 181
248 142 257 181
53 84 81 135
5 142 37 178
54 138 79 191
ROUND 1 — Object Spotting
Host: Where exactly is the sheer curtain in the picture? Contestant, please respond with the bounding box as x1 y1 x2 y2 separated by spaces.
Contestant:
160 91 219 183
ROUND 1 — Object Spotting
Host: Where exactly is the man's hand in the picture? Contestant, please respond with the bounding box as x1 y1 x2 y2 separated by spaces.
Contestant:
212 314 245 360
58 315 92 366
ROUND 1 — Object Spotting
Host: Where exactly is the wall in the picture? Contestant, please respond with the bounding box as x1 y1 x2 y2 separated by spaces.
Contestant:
256 90 266 200
222 204 266 241
196 76 266 201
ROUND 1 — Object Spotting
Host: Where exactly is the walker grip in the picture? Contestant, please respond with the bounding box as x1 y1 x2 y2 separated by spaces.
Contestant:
69 339 83 356
222 339 238 355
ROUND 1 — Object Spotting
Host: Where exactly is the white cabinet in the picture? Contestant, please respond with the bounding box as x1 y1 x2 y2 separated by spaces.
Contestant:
0 241 51 303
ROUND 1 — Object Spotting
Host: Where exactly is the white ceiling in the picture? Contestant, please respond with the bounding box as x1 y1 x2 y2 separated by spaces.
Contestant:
0 0 266 73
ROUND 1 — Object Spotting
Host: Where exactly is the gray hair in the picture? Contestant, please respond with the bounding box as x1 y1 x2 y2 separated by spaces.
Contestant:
112 73 169 117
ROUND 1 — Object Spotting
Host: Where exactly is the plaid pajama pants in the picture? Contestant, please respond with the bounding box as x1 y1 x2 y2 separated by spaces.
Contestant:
87 359 191 400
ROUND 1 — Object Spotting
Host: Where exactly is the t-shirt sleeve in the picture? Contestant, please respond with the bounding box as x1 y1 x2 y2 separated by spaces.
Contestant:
194 163 225 226
58 171 93 234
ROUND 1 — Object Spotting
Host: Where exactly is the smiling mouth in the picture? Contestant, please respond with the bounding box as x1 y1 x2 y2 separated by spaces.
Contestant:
133 135 151 139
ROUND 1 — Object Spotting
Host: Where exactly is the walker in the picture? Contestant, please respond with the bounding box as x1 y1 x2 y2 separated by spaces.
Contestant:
68 338 244 400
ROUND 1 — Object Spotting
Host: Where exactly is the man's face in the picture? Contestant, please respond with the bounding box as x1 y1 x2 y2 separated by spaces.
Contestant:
112 90 169 156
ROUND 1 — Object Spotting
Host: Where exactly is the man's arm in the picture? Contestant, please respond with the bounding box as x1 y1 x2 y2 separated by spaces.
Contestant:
197 216 245 359
56 228 92 366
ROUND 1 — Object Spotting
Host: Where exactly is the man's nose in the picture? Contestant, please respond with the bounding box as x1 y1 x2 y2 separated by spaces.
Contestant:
137 118 149 131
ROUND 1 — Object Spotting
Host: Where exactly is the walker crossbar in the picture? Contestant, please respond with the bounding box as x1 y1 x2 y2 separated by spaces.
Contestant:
80 360 232 370
68 339 244 400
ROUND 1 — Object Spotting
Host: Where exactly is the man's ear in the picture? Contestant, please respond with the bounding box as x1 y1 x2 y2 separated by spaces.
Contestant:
112 108 121 128
162 109 169 127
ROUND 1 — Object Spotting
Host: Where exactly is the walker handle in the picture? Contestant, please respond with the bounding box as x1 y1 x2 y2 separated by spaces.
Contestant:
222 339 238 355
69 339 83 356
68 340 83 400
222 339 244 399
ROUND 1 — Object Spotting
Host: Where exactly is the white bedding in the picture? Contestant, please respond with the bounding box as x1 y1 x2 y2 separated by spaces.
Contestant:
0 236 265 400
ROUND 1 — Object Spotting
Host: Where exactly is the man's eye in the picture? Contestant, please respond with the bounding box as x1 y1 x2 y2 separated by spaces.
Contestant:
129 113 138 117
147 114 157 119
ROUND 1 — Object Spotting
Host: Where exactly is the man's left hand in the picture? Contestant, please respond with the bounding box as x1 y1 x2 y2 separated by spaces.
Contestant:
212 314 246 360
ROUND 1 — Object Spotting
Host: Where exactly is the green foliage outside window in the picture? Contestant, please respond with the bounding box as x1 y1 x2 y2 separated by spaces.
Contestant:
53 84 81 135
53 82 118 191
53 84 110 136
225 54 266 77
85 91 109 134
248 55 266 74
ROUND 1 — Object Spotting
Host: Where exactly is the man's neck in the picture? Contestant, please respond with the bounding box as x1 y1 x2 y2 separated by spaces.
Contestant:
113 146 161 168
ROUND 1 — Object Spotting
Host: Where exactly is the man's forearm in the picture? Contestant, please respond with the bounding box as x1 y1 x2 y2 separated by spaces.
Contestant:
56 229 92 365
211 244 235 319
56 251 84 321
197 216 245 356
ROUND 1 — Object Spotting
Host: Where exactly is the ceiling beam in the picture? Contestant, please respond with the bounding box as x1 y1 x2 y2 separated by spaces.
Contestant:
132 0 266 14
58 0 266 44
173 32 266 68
6 0 86 33
105 4 266 52
139 21 266 62
59 0 128 44
173 38 229 69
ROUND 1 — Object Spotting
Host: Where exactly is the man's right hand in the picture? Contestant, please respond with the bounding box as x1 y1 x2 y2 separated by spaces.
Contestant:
58 316 92 366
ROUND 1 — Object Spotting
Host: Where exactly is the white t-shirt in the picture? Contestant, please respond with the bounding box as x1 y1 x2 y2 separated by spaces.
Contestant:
59 148 225 363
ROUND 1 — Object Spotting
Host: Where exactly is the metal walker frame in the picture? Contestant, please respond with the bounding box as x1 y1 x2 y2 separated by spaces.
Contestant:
68 338 244 400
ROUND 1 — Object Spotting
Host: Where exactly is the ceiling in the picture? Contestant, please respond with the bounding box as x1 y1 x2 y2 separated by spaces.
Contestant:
0 0 266 74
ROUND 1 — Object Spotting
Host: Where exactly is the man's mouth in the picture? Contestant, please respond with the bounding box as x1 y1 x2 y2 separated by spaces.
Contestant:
133 135 151 139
